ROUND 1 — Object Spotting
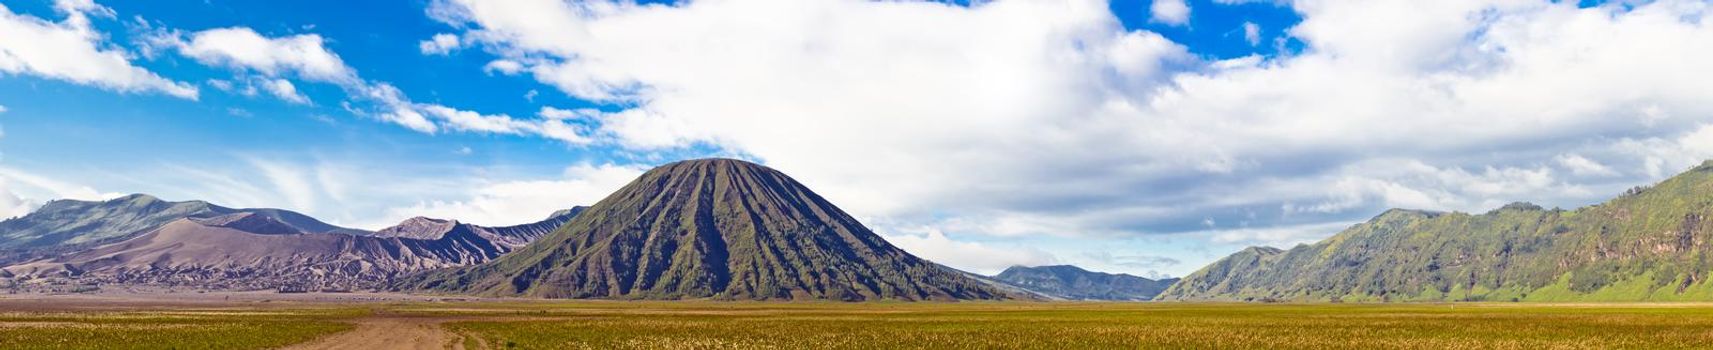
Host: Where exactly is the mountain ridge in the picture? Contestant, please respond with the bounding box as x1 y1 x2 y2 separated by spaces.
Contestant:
1159 161 1713 302
991 265 1177 301
0 194 366 265
1 202 582 292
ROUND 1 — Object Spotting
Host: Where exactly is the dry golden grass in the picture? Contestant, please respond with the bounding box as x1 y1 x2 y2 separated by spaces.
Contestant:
431 302 1713 349
13 301 1713 349
0 309 353 350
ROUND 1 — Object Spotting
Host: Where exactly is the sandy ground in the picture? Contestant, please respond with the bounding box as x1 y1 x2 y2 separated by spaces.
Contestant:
0 291 481 311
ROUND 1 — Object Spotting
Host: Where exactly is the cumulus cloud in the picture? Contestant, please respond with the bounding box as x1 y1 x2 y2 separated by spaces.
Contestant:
1150 0 1191 26
173 27 355 83
880 227 1059 275
418 33 462 55
0 1 197 99
426 0 1713 251
365 163 644 228
2 0 1705 277
482 59 524 75
153 27 354 104
430 0 1194 234
1556 153 1618 177
1282 159 1592 217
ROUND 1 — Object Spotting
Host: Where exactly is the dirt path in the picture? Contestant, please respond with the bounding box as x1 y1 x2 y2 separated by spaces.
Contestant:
282 316 475 350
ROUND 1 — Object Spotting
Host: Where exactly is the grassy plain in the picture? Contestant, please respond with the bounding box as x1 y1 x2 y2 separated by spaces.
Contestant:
430 302 1713 349
10 296 1713 349
0 309 354 349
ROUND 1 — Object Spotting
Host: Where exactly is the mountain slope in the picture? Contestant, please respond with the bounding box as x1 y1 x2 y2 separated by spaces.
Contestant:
993 265 1178 301
2 210 580 291
0 194 364 264
1159 161 1713 302
402 158 1008 301
373 207 584 247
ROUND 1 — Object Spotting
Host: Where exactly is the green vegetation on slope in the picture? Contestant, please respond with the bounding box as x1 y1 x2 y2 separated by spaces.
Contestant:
1160 161 1713 302
401 158 1006 300
992 265 1178 300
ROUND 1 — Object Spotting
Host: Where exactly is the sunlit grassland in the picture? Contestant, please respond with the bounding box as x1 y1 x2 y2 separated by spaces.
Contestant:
0 308 357 350
427 302 1713 349
12 301 1713 349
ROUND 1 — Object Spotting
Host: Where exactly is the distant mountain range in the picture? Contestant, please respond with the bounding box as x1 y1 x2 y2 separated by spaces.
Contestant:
401 159 1011 301
1159 161 1713 302
0 194 581 292
990 265 1177 301
23 157 1707 303
0 194 366 265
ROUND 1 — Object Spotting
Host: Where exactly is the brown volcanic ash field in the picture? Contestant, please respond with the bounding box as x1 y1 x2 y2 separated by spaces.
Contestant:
10 295 1713 349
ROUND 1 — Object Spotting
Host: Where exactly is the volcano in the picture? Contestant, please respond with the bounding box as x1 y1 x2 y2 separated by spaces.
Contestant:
403 158 1007 301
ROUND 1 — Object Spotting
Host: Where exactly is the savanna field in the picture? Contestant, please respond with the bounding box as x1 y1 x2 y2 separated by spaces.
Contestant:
9 299 1713 350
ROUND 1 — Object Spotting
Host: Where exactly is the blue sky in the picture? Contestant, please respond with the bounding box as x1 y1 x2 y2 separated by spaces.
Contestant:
3 0 1712 278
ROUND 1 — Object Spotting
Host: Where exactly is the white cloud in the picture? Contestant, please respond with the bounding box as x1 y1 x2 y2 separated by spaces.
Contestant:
1205 221 1361 249
421 104 533 134
366 163 645 228
0 1 197 99
537 106 588 120
1242 21 1261 46
531 119 593 145
153 27 351 104
1611 123 1713 179
158 26 594 144
1151 0 1191 26
432 0 1193 232
245 158 317 213
415 104 593 144
0 167 122 204
118 156 480 227
482 59 524 75
1081 251 1180 270
1556 153 1618 177
365 0 1713 274
0 178 34 219
1282 159 1591 216
880 227 1058 275
418 33 462 55
205 79 246 95
0 104 7 114
173 27 355 83
261 78 309 104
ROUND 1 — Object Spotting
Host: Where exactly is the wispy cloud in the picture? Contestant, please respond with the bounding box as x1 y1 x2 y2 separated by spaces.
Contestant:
143 24 596 144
